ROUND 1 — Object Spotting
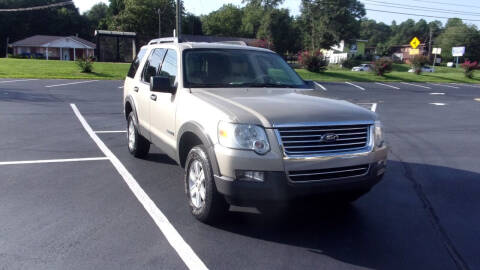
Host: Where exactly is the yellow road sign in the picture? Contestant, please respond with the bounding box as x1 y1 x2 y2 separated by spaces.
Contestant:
410 37 421 49
409 49 420 55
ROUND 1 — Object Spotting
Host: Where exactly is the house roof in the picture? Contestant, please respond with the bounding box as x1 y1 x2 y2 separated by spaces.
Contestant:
12 35 96 49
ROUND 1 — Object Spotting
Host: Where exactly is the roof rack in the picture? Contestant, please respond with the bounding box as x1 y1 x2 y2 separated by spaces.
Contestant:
148 37 179 45
213 41 247 46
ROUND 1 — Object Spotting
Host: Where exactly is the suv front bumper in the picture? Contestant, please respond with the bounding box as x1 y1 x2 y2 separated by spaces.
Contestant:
213 144 388 206
214 161 385 206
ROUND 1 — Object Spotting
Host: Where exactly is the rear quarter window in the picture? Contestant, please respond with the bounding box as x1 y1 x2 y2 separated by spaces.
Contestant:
127 48 147 78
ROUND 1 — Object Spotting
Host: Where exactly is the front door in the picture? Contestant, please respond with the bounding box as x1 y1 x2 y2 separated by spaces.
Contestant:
62 48 69 61
137 48 166 140
149 49 178 154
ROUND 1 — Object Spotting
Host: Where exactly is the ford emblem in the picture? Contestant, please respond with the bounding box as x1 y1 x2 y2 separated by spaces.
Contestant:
322 133 339 142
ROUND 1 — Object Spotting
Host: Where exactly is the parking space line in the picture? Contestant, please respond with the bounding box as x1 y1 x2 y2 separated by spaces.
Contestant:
0 79 38 84
430 93 445 95
430 103 447 106
375 82 400 89
94 130 127 134
400 82 431 89
428 83 459 89
314 81 327 91
371 103 377 112
71 104 208 270
45 80 99 88
0 157 108 166
345 82 365 91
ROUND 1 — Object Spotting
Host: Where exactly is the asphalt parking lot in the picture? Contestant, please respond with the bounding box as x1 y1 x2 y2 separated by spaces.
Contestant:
1 78 479 270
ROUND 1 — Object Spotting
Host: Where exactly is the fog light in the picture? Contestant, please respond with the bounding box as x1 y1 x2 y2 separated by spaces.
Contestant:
377 160 387 175
236 170 265 182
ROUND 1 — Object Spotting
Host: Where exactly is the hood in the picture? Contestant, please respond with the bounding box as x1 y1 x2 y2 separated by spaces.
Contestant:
192 88 376 128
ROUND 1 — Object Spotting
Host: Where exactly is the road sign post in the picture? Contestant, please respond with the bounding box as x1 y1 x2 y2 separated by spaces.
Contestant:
432 48 441 67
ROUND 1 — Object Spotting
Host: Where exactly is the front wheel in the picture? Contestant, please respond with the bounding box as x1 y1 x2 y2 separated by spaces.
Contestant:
127 112 150 158
185 145 229 223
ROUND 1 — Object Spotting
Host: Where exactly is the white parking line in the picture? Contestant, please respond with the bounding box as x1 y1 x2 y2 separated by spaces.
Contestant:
45 80 99 88
430 103 447 106
400 82 431 89
428 83 459 89
71 104 208 270
430 93 445 95
375 82 400 89
345 82 365 91
371 103 378 112
314 82 327 91
0 157 108 166
94 130 127 134
0 79 38 84
118 86 124 89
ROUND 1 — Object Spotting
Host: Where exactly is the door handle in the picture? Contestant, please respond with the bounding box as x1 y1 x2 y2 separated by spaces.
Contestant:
133 86 139 92
150 94 157 101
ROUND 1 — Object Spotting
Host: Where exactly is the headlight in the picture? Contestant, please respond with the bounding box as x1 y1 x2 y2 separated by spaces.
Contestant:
374 120 385 147
218 121 270 155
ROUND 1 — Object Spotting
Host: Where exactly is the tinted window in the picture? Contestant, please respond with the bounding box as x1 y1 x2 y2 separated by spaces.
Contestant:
141 48 166 83
159 49 178 85
127 47 147 78
183 49 305 88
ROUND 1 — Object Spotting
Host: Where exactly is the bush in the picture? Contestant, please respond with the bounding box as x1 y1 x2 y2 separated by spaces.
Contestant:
461 60 480 78
411 55 429 75
371 57 393 76
76 57 94 73
341 57 362 69
298 50 327 73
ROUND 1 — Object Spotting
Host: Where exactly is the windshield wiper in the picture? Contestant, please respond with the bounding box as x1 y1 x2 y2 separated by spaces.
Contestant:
234 82 297 88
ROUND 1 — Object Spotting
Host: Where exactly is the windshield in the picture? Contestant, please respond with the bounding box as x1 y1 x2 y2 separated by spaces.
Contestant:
183 49 307 88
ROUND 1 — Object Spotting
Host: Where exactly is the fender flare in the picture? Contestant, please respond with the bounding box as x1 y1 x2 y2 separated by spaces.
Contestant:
124 95 138 121
177 121 220 176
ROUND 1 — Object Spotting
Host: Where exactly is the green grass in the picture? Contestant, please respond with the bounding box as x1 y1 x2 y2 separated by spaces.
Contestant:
1 58 480 84
296 64 480 84
0 58 130 80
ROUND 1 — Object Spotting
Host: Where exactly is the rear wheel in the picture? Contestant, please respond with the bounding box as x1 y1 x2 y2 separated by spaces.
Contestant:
127 112 150 158
185 145 229 223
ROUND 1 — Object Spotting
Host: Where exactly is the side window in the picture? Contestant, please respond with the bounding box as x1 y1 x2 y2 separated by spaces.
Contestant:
127 47 147 78
159 49 178 85
141 48 166 83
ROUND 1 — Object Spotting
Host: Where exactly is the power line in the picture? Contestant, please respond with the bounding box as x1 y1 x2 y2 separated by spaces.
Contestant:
365 8 480 22
0 1 73 12
415 0 480 10
364 0 480 16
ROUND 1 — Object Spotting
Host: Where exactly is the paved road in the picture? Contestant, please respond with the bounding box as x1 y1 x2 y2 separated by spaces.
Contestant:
0 79 479 270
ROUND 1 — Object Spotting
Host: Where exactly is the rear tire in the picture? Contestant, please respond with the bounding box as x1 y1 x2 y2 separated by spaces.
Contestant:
185 145 229 223
127 112 150 158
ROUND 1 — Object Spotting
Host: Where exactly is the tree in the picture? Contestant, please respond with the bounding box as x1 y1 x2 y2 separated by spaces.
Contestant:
86 3 109 30
201 4 244 37
182 13 202 35
109 0 176 43
300 0 366 50
435 19 480 62
256 9 301 54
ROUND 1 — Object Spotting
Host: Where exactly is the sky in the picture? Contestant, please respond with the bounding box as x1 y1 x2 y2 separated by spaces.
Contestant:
73 0 480 27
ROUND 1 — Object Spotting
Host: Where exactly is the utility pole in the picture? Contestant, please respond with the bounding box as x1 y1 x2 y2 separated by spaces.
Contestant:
5 37 9 58
176 0 182 39
428 27 433 59
157 8 162 38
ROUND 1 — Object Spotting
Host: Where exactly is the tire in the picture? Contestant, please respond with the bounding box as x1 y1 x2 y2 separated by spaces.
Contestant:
127 112 150 158
184 145 229 223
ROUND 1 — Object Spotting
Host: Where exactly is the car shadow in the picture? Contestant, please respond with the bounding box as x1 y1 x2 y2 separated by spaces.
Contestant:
205 160 479 269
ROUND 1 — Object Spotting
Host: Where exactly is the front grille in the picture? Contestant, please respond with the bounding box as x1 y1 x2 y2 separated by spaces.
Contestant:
288 165 370 183
277 124 370 156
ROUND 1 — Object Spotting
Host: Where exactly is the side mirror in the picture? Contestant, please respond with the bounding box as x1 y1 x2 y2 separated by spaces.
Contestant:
150 76 176 94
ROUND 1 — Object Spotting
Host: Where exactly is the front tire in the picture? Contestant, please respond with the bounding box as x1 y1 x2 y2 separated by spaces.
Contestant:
127 112 150 158
185 145 229 223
